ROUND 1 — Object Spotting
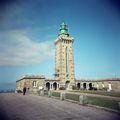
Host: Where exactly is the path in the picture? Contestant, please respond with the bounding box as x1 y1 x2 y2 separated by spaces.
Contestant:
0 93 120 120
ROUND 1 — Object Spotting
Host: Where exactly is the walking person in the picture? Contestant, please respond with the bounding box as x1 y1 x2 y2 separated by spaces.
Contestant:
23 87 26 95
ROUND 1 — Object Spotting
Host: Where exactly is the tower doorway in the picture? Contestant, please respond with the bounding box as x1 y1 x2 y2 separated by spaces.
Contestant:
77 83 80 90
46 82 50 90
53 82 57 90
65 81 70 89
89 83 93 90
83 83 86 90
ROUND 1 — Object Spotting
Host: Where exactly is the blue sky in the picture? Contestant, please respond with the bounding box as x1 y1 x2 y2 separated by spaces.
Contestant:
0 0 120 90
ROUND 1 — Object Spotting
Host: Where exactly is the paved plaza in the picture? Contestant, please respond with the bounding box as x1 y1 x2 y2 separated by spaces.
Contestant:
0 93 120 120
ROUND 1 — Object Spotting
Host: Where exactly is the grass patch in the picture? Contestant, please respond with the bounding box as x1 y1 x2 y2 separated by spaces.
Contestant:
87 96 120 111
70 90 120 97
52 92 60 97
65 93 79 101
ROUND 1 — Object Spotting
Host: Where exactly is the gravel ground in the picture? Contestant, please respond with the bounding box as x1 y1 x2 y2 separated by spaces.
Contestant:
0 93 120 120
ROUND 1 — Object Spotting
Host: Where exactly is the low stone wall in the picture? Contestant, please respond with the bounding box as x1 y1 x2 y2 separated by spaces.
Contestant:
38 90 120 113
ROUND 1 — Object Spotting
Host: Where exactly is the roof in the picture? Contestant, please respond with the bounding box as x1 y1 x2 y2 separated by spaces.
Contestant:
45 79 60 82
16 75 45 82
75 78 120 82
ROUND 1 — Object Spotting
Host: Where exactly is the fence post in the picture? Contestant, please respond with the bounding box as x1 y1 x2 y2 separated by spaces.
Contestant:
40 90 44 96
48 91 51 97
79 95 87 105
60 92 65 100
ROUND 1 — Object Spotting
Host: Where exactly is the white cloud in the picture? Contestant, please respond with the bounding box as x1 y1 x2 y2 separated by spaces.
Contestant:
0 30 54 66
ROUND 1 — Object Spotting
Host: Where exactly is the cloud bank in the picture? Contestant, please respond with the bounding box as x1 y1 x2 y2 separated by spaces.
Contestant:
0 30 54 66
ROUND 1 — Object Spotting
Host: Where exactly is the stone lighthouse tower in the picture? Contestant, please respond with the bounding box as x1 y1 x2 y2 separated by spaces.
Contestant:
55 22 75 90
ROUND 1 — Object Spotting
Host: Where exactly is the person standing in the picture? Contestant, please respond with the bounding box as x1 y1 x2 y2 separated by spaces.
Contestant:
23 87 26 95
